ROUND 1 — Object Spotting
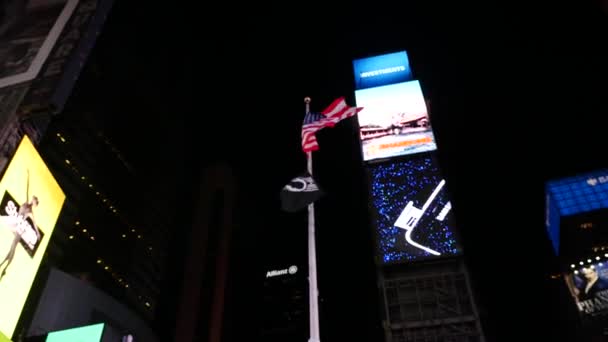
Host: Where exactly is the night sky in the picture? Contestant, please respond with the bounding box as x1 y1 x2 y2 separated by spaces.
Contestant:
77 1 608 341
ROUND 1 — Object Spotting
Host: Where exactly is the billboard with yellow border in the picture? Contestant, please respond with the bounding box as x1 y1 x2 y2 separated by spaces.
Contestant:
0 135 65 339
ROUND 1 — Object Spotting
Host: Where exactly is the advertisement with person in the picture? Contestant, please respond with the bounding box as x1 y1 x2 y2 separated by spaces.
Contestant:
0 0 79 88
0 135 65 339
565 263 608 319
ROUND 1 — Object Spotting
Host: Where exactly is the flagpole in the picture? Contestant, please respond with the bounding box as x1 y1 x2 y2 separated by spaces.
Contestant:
304 96 321 342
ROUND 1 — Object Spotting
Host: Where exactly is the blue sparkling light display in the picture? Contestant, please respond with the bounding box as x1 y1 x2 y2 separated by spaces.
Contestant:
369 155 461 264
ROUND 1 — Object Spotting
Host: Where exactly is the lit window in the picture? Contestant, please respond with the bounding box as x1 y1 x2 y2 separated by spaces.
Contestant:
97 259 102 264
65 159 71 164
90 236 95 241
122 234 126 238
82 229 87 233
75 221 80 225
69 235 74 239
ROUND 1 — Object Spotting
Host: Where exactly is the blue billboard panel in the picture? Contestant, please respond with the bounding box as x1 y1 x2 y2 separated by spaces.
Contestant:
355 80 437 162
545 169 608 256
352 51 413 90
369 155 461 264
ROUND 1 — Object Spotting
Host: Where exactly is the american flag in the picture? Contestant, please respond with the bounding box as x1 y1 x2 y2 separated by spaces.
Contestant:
301 97 363 152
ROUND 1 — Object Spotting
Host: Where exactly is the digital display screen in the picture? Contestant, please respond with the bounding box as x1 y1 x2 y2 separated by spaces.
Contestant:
355 80 437 162
0 136 65 339
352 51 413 90
564 260 608 330
368 155 461 264
45 323 104 342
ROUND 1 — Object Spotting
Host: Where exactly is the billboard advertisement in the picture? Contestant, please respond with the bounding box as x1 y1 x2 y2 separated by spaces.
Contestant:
352 51 413 90
0 135 65 339
564 261 608 336
355 80 437 162
0 0 79 88
368 154 461 264
45 323 104 342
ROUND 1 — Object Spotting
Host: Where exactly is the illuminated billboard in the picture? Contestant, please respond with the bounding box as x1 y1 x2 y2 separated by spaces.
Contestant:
0 0 79 88
352 51 413 90
45 323 105 342
369 155 461 264
355 80 437 162
545 169 608 256
564 260 608 335
0 135 65 339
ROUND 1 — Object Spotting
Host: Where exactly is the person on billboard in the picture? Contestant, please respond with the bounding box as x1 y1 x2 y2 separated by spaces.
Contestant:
576 266 608 301
0 169 40 280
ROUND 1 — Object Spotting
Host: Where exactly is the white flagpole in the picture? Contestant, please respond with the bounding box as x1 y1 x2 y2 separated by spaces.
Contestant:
304 96 321 342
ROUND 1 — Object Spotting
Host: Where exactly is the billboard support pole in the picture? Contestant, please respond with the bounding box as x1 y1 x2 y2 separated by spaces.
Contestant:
305 96 321 342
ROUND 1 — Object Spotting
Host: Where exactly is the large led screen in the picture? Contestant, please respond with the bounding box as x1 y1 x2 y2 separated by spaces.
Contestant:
352 50 413 90
369 155 461 264
0 135 65 339
356 80 437 162
45 323 105 342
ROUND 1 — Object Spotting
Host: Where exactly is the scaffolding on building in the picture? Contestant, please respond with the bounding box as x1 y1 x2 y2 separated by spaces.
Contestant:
381 259 485 342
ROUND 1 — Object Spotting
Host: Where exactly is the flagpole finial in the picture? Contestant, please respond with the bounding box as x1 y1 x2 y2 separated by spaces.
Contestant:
304 97 311 114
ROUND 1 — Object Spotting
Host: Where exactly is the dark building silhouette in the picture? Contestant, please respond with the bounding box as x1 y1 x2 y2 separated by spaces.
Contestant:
173 163 238 342
259 262 308 341
36 105 172 324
